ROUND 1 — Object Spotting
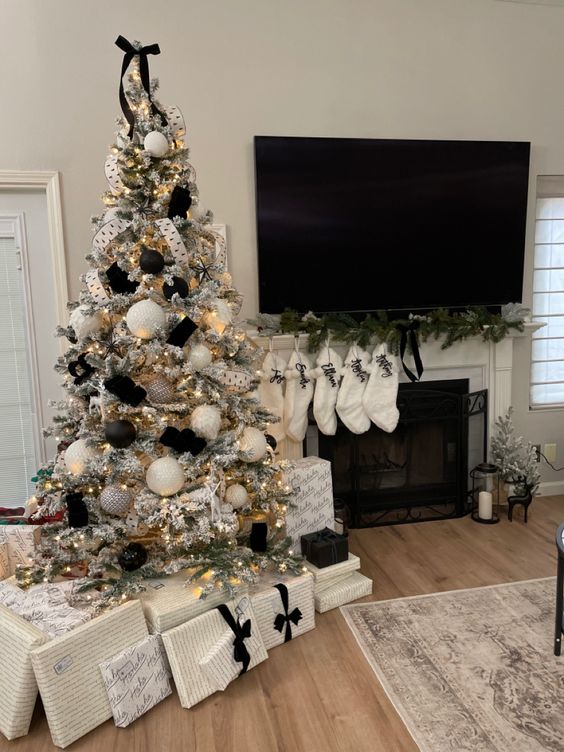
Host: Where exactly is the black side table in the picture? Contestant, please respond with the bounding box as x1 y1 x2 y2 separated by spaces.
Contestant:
554 522 564 655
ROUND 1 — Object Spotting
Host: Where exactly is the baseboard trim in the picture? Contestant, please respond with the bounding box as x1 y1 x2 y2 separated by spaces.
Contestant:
538 480 564 496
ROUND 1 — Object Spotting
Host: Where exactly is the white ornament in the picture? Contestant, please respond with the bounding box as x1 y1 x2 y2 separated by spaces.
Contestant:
190 405 221 441
239 427 267 462
189 202 206 221
188 343 213 371
146 377 176 404
69 305 106 341
146 457 185 497
204 299 233 334
64 439 99 475
126 299 166 339
23 495 39 519
100 485 132 516
125 509 149 536
144 131 169 158
224 484 249 510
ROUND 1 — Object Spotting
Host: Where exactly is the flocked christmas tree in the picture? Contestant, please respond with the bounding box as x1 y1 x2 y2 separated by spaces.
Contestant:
19 37 299 606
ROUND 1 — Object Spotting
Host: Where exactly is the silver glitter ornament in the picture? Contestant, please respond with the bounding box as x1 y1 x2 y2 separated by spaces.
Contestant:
146 376 176 404
100 485 132 516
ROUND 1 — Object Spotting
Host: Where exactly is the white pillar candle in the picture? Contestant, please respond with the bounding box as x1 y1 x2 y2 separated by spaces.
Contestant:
478 490 493 520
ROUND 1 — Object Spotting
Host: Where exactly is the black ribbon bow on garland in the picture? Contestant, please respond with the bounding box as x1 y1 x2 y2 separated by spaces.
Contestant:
104 375 147 406
159 426 206 456
166 316 198 347
216 604 252 676
106 262 139 295
167 186 192 220
68 354 95 385
273 583 303 643
115 36 168 139
396 320 424 383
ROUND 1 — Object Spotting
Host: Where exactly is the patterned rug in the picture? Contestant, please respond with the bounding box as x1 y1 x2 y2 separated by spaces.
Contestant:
341 578 564 752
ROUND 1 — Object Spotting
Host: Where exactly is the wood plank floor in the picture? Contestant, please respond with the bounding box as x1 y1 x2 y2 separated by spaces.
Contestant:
5 496 564 752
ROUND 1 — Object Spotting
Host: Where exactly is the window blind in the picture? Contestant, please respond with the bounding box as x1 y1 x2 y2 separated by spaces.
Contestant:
0 235 37 505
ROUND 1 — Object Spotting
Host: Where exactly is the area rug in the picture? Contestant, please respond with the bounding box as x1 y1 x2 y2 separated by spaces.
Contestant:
341 578 564 752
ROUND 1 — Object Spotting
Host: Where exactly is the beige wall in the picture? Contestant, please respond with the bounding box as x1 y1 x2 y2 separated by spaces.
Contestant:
3 0 564 480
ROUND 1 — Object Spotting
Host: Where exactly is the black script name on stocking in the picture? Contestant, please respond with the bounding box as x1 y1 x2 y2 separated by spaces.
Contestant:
270 368 285 384
296 362 310 389
351 358 367 383
376 353 393 378
321 362 338 388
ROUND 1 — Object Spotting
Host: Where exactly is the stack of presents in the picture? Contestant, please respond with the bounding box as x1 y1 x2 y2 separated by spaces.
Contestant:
0 457 372 748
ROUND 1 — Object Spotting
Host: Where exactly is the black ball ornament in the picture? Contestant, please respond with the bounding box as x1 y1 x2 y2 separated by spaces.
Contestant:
265 433 277 451
139 247 165 274
105 419 137 449
163 276 189 300
118 542 148 572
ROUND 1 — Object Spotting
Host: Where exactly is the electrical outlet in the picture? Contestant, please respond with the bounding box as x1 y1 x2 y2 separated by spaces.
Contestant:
544 443 557 464
533 444 541 462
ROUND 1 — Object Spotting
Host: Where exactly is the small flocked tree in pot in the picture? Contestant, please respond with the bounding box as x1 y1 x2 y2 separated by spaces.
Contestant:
491 407 541 500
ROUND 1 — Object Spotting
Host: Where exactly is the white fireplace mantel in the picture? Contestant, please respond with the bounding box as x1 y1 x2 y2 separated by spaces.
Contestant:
249 323 542 461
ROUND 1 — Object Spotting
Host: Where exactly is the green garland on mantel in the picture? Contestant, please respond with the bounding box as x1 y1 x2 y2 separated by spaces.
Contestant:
249 303 531 354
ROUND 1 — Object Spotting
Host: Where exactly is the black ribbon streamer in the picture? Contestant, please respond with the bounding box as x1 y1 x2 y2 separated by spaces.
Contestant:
104 375 147 406
68 354 95 385
167 186 192 220
396 320 424 382
106 262 139 295
159 426 206 456
115 36 168 139
166 316 198 347
273 583 303 643
216 604 252 676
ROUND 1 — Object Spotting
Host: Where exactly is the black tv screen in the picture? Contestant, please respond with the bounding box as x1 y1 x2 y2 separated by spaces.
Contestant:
254 136 531 315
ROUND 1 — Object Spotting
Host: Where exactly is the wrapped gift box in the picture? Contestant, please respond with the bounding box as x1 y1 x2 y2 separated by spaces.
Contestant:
137 570 244 633
0 526 40 579
99 634 172 728
0 581 91 638
284 457 335 547
250 573 315 650
30 600 149 749
0 603 49 741
162 596 268 708
301 528 348 569
314 572 373 613
303 553 361 591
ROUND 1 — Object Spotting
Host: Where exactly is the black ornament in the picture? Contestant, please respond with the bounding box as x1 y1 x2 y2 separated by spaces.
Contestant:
250 522 268 553
159 426 206 456
166 316 198 347
118 542 148 572
104 375 147 406
265 434 277 451
66 492 88 528
106 262 139 295
68 354 95 385
163 276 189 300
105 419 136 449
139 247 165 274
167 185 192 220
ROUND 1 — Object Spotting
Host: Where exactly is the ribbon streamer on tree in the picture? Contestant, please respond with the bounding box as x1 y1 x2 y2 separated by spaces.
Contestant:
396 320 424 382
115 36 168 139
216 604 252 675
273 583 302 643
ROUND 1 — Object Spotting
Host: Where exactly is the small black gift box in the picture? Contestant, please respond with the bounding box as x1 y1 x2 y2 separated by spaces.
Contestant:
300 527 348 568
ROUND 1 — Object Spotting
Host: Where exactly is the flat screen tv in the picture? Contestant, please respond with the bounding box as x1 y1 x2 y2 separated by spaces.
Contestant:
254 136 531 316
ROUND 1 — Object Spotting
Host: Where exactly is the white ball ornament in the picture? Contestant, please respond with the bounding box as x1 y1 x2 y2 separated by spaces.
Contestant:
239 427 267 462
144 130 169 158
188 343 213 371
146 457 185 497
64 439 100 475
224 484 249 510
100 485 132 516
126 299 166 339
69 305 106 341
190 405 222 441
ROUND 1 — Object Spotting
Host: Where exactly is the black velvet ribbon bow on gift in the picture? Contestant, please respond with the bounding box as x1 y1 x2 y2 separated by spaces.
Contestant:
396 320 424 383
273 583 303 643
216 604 252 676
301 527 348 569
104 375 147 406
68 354 95 385
159 426 206 456
115 36 168 139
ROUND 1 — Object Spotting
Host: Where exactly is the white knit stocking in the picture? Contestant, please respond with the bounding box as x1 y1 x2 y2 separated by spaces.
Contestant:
284 348 314 442
258 350 287 442
312 345 343 436
336 345 371 434
363 344 400 433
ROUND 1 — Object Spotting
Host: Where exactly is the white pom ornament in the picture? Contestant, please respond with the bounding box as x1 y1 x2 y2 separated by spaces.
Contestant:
100 485 131 516
146 376 176 404
64 439 99 475
188 343 213 371
146 457 185 497
69 305 106 340
239 427 267 462
204 299 233 334
144 131 169 158
224 484 249 510
190 405 221 441
126 299 166 339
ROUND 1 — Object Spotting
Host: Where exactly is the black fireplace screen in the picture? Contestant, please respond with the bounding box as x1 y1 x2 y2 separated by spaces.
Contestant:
304 380 487 527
